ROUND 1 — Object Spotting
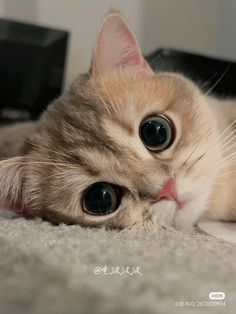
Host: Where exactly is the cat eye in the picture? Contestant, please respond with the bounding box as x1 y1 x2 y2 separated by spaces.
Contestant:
139 115 174 151
82 183 122 216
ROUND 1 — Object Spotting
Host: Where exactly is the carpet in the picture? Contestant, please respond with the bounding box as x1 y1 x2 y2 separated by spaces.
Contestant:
0 216 235 314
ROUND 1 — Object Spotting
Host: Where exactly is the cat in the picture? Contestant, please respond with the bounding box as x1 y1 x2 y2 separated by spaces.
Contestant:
0 12 236 230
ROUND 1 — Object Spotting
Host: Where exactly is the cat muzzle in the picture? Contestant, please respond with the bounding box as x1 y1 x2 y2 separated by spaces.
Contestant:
155 178 183 209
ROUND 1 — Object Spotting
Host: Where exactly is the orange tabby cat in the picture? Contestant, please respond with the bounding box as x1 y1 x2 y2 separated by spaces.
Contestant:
0 13 235 229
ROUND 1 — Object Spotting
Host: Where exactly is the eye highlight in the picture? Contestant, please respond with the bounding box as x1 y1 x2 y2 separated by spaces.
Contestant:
139 115 174 151
82 183 122 216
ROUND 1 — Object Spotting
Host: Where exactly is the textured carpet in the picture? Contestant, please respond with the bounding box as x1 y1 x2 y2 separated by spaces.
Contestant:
0 216 235 314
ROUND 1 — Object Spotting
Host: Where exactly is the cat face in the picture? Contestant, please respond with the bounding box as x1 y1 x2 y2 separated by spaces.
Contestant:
0 13 220 229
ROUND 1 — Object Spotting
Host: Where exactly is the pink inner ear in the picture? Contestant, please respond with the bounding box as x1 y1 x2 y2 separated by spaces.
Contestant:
0 157 39 218
93 13 153 75
0 157 25 214
0 195 37 219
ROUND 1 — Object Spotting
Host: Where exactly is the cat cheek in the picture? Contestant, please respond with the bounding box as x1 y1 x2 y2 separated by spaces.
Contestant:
149 201 176 228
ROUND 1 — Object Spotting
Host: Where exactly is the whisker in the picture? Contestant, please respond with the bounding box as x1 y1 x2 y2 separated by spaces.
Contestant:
215 178 236 183
218 160 236 169
101 80 121 116
25 139 74 161
178 130 206 171
2 160 79 170
221 140 236 154
37 171 65 185
115 222 138 237
0 156 59 162
96 89 112 115
218 154 236 164
186 153 205 171
217 151 236 165
205 64 231 96
217 160 236 171
219 118 236 139
218 130 236 149
216 170 236 179
207 129 236 154
205 118 236 154
180 145 198 169
91 78 113 116
148 52 162 65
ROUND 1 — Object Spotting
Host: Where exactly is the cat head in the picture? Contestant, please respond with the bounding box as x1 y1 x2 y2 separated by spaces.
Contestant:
0 13 220 229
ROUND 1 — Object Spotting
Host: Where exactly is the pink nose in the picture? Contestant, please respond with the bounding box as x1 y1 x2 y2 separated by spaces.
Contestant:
155 178 177 202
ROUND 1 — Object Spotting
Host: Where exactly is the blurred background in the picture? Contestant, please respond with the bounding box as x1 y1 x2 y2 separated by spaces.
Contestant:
0 0 235 87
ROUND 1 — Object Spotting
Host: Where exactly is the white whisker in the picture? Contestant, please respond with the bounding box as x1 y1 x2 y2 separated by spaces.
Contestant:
4 160 79 170
216 170 236 179
219 130 236 149
115 222 139 237
94 86 112 115
25 139 74 161
37 172 65 184
207 129 236 154
205 64 231 96
221 140 236 154
218 161 236 171
101 80 122 116
206 118 236 153
217 151 236 166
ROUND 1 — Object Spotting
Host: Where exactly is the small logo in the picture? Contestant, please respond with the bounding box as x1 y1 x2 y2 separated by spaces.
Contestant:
209 292 225 300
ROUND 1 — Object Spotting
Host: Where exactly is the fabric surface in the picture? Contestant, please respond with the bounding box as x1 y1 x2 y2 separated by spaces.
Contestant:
198 220 236 244
0 216 235 314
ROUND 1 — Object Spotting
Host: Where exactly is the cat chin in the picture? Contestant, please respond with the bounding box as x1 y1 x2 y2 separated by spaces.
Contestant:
173 194 210 229
149 200 176 228
149 193 209 230
173 205 201 229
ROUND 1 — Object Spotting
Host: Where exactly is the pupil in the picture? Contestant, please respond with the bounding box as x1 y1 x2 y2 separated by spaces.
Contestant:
142 120 167 147
84 183 117 215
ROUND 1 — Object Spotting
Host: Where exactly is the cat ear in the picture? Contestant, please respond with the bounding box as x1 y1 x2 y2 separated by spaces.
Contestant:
0 157 25 214
92 13 154 76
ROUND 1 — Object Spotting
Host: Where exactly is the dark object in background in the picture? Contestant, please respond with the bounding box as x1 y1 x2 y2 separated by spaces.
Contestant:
0 18 68 123
146 49 236 98
0 28 235 125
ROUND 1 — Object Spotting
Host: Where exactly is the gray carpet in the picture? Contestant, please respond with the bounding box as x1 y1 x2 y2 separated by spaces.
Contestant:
0 216 235 314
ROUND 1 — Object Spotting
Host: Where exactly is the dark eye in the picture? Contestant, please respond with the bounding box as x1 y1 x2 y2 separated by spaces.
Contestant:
139 115 174 151
82 183 122 216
